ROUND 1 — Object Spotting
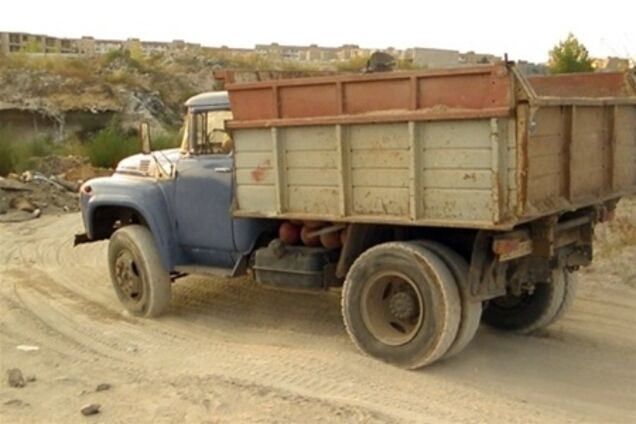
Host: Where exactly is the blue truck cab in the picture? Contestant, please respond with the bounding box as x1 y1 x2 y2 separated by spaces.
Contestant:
76 91 277 316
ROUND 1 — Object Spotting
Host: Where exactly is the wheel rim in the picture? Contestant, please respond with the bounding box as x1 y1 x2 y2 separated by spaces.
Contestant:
360 271 424 346
114 249 143 304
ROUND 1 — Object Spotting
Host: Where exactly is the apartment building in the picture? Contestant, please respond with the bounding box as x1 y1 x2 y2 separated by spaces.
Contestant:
1 31 526 70
403 47 460 68
1 32 77 54
460 51 501 65
0 32 201 56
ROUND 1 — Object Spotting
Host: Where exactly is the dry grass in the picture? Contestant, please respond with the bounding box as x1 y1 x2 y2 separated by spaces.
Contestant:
595 196 636 257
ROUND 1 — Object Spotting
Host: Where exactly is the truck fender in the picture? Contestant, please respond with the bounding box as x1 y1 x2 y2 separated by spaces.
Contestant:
84 185 179 271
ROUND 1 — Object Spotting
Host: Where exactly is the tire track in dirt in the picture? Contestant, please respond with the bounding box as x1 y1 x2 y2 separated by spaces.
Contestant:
1 214 635 423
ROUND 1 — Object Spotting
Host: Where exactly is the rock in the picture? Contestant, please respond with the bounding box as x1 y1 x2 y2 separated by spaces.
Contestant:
80 403 101 416
95 383 111 392
9 197 37 212
16 344 39 352
4 398 29 407
0 177 31 192
32 209 42 218
0 211 38 223
20 171 34 183
7 368 26 388
51 176 79 192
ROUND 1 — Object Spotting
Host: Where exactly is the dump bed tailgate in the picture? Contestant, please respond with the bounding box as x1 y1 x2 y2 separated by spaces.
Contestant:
520 71 636 218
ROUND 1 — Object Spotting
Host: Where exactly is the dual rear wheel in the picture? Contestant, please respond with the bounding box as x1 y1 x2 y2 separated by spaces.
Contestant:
341 241 577 369
482 268 578 333
341 242 479 369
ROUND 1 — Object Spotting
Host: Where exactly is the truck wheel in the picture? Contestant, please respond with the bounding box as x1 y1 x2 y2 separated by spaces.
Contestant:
414 241 482 359
481 268 566 334
108 225 171 317
342 242 461 369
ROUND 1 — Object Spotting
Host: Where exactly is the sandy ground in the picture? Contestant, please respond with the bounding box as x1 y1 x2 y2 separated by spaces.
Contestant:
0 201 635 423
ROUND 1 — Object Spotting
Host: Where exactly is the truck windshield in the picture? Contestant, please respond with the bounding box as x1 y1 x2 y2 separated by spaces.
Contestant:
180 109 233 155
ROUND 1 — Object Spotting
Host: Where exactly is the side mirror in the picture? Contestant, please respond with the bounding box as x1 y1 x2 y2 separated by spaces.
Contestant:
140 122 152 154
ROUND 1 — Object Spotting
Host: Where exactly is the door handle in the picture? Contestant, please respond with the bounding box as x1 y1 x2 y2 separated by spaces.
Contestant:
214 167 232 173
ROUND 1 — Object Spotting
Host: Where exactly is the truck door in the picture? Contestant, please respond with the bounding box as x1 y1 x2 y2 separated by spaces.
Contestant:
174 111 236 267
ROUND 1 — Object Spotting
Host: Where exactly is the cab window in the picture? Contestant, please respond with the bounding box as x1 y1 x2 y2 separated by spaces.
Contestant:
188 110 233 155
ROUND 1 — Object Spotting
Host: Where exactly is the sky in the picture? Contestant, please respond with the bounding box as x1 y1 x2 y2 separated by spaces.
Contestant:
1 0 634 63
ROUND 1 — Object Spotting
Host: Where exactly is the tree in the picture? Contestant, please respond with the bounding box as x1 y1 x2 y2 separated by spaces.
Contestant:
548 33 594 74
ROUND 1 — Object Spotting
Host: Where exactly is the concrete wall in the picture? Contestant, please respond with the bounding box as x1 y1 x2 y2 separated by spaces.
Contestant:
404 48 460 68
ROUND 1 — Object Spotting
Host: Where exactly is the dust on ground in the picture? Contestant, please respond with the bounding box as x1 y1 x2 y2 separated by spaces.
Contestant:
0 198 634 423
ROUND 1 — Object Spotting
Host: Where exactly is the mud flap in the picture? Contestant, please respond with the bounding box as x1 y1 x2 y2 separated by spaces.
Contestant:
74 233 92 246
468 231 508 301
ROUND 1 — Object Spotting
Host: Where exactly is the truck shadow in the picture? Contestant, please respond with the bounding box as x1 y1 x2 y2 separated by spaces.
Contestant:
168 274 346 338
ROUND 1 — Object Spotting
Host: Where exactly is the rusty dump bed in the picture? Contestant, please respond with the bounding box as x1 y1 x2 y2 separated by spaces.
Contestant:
226 64 636 230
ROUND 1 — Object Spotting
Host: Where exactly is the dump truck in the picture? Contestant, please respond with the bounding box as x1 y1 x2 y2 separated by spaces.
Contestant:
75 63 636 369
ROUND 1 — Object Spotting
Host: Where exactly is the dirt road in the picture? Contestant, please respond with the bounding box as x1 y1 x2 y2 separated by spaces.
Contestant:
1 206 635 423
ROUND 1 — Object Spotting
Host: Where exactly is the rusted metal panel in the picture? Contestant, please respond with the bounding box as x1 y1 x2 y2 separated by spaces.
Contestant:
229 88 277 120
417 71 510 110
226 108 512 129
527 72 631 98
569 107 605 201
613 106 636 189
344 79 411 114
227 65 513 128
279 83 339 118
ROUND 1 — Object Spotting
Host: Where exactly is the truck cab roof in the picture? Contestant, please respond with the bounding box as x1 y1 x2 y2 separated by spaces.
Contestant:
185 91 230 112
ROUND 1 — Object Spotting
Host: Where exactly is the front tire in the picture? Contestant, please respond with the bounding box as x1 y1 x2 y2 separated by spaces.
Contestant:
108 225 171 317
481 268 568 334
342 242 461 369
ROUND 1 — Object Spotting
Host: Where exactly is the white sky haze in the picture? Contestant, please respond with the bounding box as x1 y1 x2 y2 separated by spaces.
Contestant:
1 0 634 63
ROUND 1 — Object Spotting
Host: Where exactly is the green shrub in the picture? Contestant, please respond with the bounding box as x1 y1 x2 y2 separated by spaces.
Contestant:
0 127 56 175
85 125 139 168
58 135 88 158
335 54 370 72
152 130 181 151
0 129 13 176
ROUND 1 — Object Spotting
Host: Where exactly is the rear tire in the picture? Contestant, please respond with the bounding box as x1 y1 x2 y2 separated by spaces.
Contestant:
414 241 482 359
482 268 566 334
108 225 171 317
342 242 461 369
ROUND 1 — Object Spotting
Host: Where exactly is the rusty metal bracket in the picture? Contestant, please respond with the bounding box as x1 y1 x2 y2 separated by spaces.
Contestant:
336 224 379 278
468 231 507 301
529 215 558 257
